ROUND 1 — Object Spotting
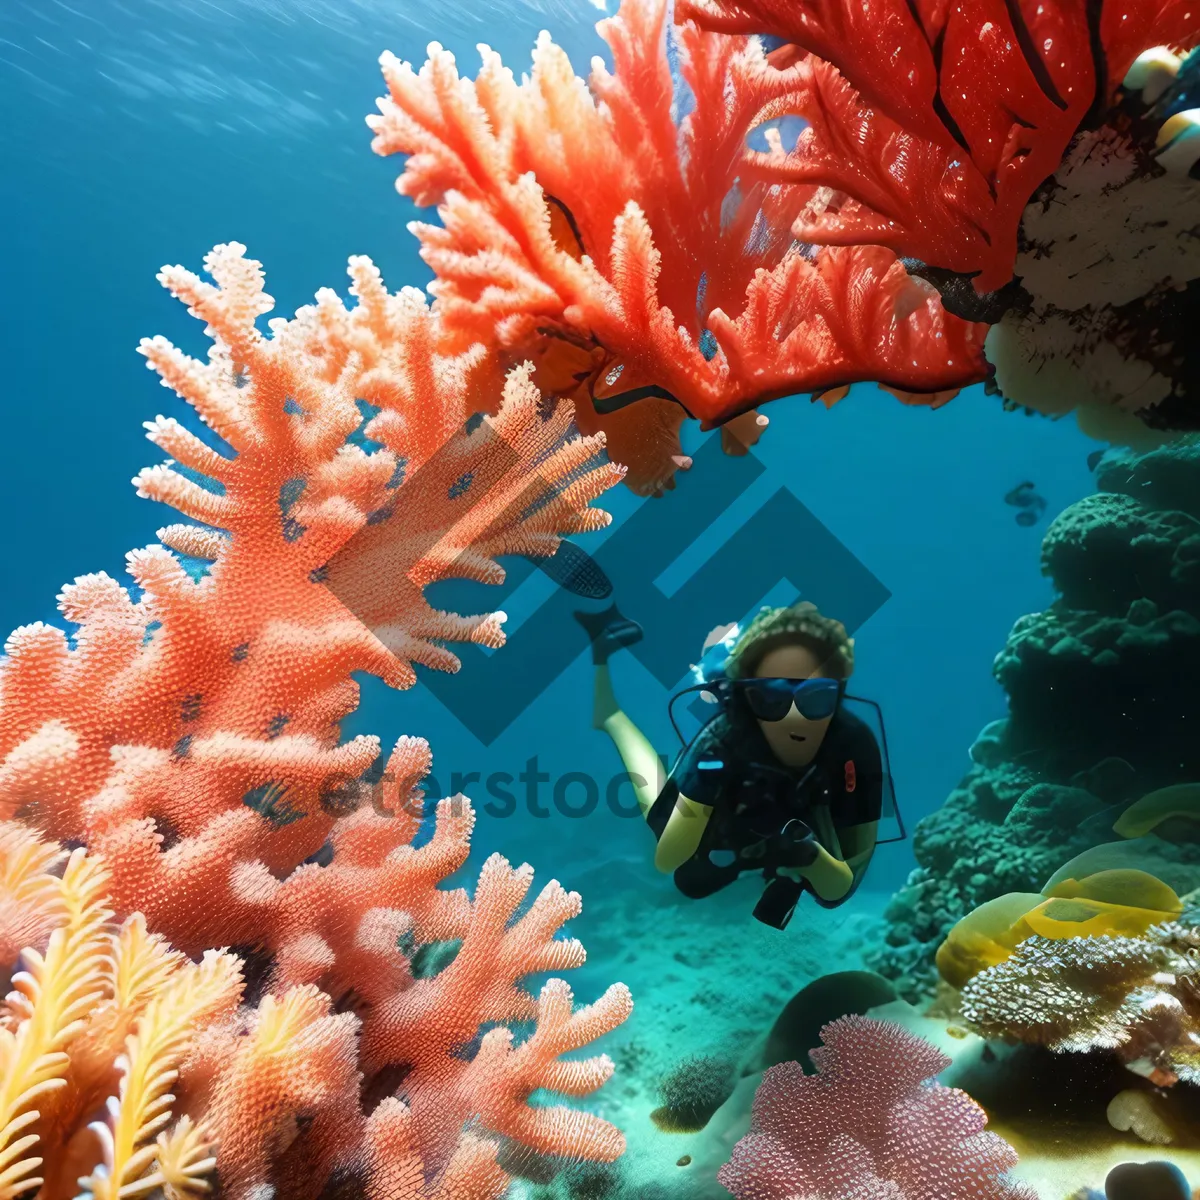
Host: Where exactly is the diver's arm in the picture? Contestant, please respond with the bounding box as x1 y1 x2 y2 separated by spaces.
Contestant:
654 793 713 873
781 820 877 900
841 820 878 877
781 845 854 901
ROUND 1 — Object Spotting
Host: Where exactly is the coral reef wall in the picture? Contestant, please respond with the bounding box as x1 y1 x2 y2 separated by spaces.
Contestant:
870 440 1200 1000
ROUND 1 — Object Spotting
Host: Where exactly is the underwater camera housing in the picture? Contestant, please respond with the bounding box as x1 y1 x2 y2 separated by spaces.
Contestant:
667 622 907 845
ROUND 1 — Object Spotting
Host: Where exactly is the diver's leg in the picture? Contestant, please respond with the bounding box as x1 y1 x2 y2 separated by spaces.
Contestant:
575 607 664 818
591 660 621 728
594 667 666 818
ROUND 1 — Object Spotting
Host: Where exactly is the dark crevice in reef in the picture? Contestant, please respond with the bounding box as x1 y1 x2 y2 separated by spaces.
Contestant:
869 440 1200 1001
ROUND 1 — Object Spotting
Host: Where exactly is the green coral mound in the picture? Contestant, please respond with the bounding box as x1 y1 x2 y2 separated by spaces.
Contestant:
870 440 1200 1001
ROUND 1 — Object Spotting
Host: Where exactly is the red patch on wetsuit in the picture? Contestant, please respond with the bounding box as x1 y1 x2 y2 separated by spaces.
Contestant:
844 760 856 793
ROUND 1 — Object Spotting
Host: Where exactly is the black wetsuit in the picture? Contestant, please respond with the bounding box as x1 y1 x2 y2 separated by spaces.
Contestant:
647 707 884 926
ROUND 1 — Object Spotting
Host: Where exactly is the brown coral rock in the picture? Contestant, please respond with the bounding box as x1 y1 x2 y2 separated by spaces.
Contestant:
961 925 1200 1086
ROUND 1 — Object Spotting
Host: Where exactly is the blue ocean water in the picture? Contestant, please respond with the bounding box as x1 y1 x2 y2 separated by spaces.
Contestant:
0 0 1096 876
0 4 1123 1193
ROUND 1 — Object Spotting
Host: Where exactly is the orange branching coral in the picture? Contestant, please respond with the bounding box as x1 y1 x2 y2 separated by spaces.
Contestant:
676 0 1200 294
0 241 620 942
364 1099 509 1200
176 984 362 1198
1 824 629 1200
370 0 988 493
360 854 630 1171
0 243 631 1195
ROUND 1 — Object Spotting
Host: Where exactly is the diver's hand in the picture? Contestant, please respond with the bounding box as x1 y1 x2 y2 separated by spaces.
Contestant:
776 819 819 868
738 840 768 862
781 842 855 901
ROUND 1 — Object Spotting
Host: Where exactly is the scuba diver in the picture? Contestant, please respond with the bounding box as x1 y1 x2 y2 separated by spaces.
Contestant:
575 601 884 930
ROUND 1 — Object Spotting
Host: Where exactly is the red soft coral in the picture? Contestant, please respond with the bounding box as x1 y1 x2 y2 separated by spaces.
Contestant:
719 1016 1035 1200
679 0 1200 293
371 0 987 493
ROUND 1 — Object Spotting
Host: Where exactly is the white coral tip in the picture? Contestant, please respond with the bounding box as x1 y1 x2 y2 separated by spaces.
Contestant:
1156 108 1200 174
1125 47 1182 103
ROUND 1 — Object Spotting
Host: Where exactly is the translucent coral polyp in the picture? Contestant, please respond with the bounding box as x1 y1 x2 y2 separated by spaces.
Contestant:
0 243 631 1197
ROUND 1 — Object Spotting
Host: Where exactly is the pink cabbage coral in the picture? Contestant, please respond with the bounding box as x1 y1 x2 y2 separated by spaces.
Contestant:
719 1016 1035 1200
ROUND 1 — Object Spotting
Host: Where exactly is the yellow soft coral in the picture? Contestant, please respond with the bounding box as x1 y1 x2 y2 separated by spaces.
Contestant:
0 846 112 1199
0 792 631 1198
79 951 242 1200
34 914 187 1191
1113 783 1200 838
935 891 1046 991
0 826 66 982
937 851 1183 988
0 829 351 1200
148 1116 217 1200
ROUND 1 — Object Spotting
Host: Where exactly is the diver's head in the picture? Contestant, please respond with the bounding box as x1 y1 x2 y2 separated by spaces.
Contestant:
725 602 853 768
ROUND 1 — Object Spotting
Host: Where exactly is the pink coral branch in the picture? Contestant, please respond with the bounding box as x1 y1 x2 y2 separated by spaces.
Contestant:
720 1016 1035 1200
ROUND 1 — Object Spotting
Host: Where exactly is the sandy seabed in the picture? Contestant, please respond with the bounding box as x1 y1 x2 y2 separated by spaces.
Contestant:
526 862 1200 1200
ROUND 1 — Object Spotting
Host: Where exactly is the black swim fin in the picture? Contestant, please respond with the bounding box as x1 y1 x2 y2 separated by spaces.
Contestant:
531 540 613 600
574 604 644 664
